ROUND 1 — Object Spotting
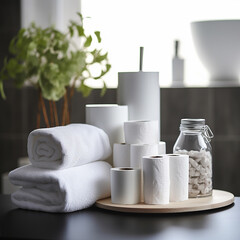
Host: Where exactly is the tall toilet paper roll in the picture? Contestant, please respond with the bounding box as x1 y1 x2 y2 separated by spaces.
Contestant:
130 143 159 201
113 143 130 167
85 104 128 147
111 167 141 204
142 155 170 204
118 72 160 138
168 154 189 202
124 120 159 144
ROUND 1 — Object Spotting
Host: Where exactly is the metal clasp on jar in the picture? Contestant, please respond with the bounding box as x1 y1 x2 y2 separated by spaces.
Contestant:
201 125 214 142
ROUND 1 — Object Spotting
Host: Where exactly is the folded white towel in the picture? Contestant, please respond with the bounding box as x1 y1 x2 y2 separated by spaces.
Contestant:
9 161 111 213
28 124 111 169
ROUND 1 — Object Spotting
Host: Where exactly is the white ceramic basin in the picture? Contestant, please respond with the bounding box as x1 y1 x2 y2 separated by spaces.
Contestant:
191 20 240 82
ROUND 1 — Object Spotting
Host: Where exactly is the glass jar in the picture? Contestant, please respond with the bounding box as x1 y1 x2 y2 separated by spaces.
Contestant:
173 119 214 198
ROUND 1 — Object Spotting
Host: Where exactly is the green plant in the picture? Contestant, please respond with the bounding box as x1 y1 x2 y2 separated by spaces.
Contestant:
0 13 111 127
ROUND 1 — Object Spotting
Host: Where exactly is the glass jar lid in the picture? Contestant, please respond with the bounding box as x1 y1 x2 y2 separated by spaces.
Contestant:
180 118 214 142
180 118 205 130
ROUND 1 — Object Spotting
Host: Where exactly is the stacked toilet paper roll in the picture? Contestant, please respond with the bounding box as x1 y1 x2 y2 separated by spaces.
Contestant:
113 120 165 168
111 121 189 205
158 142 166 154
113 143 130 168
85 104 128 148
142 155 170 204
124 121 164 170
130 144 159 168
122 120 166 201
130 143 159 200
109 118 190 206
113 141 166 168
124 120 159 144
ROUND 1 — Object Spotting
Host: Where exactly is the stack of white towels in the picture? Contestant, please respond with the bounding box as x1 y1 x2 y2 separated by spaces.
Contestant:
9 124 112 213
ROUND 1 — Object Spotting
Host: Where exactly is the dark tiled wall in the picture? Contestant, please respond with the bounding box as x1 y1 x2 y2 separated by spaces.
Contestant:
161 87 240 196
0 0 22 188
0 0 20 70
1 1 240 196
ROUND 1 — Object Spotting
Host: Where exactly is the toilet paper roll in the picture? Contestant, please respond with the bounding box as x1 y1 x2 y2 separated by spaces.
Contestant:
113 143 130 168
142 155 170 204
130 144 159 168
118 72 160 138
158 141 166 154
124 120 159 144
111 167 141 204
86 104 128 147
168 154 189 202
130 143 159 201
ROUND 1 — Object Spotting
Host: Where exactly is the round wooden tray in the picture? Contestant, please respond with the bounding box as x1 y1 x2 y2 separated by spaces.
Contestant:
95 190 234 213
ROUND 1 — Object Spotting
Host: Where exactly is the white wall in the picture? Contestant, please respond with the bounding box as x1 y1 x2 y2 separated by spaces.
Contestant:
81 0 240 87
21 0 81 32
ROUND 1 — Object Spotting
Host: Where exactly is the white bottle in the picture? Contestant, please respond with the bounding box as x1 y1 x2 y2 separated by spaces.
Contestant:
172 40 184 84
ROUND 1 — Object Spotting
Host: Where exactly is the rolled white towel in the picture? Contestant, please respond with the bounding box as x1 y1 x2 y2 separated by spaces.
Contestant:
9 161 111 213
28 124 111 169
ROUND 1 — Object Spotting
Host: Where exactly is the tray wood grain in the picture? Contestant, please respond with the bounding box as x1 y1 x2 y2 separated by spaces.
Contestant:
95 190 234 213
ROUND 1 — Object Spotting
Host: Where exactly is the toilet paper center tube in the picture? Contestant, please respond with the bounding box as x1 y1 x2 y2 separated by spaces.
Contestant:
113 167 136 171
148 154 182 158
148 155 164 158
127 120 151 123
167 154 181 157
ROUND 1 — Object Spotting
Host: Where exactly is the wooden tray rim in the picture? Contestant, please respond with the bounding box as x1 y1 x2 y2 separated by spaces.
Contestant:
95 189 234 213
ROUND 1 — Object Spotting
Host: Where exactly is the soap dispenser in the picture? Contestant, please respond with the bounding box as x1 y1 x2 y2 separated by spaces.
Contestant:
172 40 184 84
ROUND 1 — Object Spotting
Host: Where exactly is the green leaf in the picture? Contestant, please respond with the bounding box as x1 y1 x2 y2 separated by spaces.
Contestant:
93 64 111 80
77 12 83 21
76 25 85 36
100 81 107 96
69 26 74 37
14 72 26 88
27 41 37 54
9 37 17 54
84 36 92 48
78 81 92 97
61 41 69 53
0 81 6 99
95 52 108 63
106 64 111 72
39 74 66 101
6 59 18 78
90 49 97 55
94 31 101 43
18 28 26 36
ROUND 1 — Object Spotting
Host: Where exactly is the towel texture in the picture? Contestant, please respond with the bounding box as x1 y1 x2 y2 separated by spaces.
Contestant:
28 124 111 169
9 161 111 213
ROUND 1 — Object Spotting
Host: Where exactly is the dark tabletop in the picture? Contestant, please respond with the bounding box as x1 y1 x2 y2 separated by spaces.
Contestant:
0 194 239 240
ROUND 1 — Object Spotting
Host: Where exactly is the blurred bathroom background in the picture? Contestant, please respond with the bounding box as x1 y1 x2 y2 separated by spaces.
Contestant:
1 0 240 195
